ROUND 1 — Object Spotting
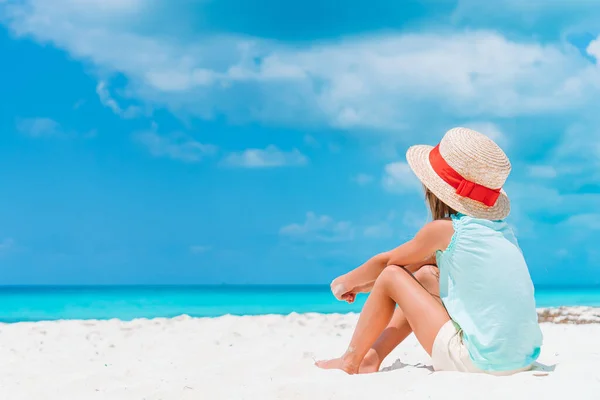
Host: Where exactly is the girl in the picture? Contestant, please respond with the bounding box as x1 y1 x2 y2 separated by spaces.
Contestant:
316 127 543 375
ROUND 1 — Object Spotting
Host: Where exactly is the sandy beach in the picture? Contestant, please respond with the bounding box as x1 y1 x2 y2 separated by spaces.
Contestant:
1 307 599 400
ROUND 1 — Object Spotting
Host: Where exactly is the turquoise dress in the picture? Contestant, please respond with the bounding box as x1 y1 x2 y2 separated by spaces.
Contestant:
435 213 543 372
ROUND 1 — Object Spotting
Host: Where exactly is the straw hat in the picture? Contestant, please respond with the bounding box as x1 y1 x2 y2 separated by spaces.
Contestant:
406 127 511 220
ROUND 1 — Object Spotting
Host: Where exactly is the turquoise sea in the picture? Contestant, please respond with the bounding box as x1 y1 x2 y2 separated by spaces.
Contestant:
0 285 599 323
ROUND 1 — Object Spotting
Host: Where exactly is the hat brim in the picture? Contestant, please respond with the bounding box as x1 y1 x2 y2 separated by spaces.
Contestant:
406 145 510 220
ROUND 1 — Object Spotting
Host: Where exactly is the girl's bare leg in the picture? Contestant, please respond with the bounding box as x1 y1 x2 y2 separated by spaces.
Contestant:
359 265 441 373
316 265 449 374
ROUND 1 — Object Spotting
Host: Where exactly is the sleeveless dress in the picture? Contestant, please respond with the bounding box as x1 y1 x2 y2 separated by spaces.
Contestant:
433 213 543 372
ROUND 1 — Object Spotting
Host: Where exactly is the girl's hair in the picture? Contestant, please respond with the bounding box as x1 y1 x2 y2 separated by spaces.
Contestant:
424 185 457 220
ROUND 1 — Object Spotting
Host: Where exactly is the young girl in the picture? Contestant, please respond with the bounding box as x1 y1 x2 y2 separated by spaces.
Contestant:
316 127 542 375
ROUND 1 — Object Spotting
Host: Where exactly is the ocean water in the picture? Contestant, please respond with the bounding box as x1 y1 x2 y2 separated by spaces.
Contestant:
0 285 599 323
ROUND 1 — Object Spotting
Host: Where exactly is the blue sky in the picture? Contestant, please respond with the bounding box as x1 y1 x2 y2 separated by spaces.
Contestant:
0 0 599 285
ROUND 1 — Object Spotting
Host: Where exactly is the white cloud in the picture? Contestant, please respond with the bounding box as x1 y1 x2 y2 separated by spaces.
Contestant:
16 117 60 137
134 126 217 162
353 173 374 186
3 1 600 132
189 245 211 254
280 212 354 242
527 165 557 179
382 162 421 193
96 81 142 118
222 145 307 168
588 38 600 63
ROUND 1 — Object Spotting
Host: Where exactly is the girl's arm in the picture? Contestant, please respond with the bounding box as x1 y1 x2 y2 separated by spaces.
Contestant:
386 220 453 267
403 253 437 274
331 251 391 299
331 220 452 300
349 253 438 296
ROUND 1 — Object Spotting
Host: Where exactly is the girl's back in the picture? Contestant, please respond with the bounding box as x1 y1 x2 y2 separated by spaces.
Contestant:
436 213 543 372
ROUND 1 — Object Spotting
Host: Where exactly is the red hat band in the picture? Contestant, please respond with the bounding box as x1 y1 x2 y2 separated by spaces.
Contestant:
428 144 501 207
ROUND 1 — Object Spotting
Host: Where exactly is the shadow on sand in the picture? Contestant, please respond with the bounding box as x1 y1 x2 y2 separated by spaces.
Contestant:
530 362 557 376
381 359 435 373
380 359 557 375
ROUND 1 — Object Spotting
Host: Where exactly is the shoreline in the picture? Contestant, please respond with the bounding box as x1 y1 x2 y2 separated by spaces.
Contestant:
1 306 599 325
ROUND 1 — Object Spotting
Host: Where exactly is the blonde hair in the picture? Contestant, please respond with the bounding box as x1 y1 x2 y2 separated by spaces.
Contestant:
424 185 457 220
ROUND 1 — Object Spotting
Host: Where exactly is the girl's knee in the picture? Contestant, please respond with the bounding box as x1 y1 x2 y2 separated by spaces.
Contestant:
414 265 440 296
377 265 408 287
414 265 439 284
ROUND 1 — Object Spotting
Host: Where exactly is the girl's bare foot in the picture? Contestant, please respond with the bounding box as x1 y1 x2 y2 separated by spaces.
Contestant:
358 349 381 374
315 357 359 374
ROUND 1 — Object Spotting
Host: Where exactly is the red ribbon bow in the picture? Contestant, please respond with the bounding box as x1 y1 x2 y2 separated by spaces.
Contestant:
429 145 501 207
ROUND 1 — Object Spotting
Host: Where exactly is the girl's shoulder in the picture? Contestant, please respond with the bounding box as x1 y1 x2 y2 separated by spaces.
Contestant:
417 218 455 252
420 218 454 232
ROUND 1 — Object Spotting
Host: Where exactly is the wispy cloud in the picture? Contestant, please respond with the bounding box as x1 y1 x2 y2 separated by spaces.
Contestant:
280 212 354 242
134 125 217 162
16 117 60 137
16 117 96 139
222 145 308 168
382 162 421 193
96 81 142 119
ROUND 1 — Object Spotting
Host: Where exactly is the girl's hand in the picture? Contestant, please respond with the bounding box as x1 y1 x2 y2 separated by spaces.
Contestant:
330 275 375 303
342 292 356 304
330 275 356 303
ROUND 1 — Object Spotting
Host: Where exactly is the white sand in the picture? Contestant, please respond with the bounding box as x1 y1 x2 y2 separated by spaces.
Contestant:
1 308 599 400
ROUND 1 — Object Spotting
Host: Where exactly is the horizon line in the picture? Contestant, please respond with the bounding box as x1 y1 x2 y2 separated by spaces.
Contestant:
0 283 598 290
